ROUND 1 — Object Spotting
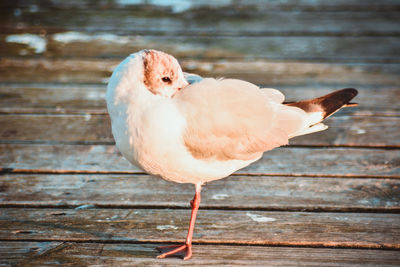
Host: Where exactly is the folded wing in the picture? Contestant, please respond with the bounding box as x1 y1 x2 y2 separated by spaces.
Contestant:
175 78 310 161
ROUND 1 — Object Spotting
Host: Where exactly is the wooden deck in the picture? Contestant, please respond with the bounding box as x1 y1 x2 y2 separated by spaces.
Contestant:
1 0 400 265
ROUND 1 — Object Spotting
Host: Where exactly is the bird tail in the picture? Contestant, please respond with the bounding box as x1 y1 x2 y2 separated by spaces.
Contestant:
285 88 358 137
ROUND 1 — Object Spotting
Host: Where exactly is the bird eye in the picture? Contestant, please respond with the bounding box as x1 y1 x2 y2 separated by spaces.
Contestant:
161 76 171 83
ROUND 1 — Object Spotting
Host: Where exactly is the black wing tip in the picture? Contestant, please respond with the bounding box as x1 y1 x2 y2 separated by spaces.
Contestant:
319 88 359 119
284 88 359 118
339 88 358 98
324 88 358 104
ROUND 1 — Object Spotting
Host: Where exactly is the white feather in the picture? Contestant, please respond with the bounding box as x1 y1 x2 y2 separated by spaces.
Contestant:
106 50 330 184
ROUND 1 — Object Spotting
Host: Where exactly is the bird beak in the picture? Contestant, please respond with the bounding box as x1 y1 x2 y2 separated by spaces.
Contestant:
171 80 189 98
177 79 189 91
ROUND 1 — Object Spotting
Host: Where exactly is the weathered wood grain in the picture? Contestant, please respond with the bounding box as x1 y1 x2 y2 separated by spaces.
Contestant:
3 11 400 36
2 0 399 61
0 84 398 116
0 83 107 114
2 34 400 61
291 116 400 147
0 174 399 211
1 208 399 249
0 114 398 147
2 0 399 37
1 144 399 177
1 58 399 86
2 242 400 266
2 0 399 12
0 114 112 144
0 0 398 265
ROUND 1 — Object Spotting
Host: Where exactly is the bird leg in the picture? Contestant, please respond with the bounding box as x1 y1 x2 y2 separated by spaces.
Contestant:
157 183 202 260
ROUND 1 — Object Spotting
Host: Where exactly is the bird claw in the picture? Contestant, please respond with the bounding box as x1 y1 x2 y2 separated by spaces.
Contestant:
156 244 192 260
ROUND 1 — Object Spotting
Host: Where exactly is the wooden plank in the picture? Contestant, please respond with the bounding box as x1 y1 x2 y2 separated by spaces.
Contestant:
2 10 400 36
0 114 113 144
1 174 399 211
0 84 398 116
1 241 400 266
2 0 399 11
0 144 399 177
0 114 399 147
292 116 400 147
1 58 399 86
0 83 107 114
0 58 111 84
2 1 399 35
2 34 400 61
2 0 399 12
1 208 399 249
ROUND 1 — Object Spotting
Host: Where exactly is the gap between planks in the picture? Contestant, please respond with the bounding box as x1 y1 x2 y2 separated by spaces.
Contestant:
1 169 399 179
0 204 399 214
1 239 399 251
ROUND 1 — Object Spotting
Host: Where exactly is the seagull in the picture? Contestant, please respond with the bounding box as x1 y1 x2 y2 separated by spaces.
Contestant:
106 49 358 260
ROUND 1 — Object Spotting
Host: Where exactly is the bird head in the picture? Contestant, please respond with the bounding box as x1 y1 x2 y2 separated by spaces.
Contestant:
142 49 189 98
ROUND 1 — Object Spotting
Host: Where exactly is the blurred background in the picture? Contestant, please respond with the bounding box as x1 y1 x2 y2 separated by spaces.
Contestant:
1 0 399 96
1 0 399 141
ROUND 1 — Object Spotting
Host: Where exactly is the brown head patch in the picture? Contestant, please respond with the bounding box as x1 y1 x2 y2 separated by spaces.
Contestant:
142 50 180 95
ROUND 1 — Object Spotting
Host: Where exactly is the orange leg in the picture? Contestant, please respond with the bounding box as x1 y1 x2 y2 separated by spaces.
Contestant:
157 184 202 260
